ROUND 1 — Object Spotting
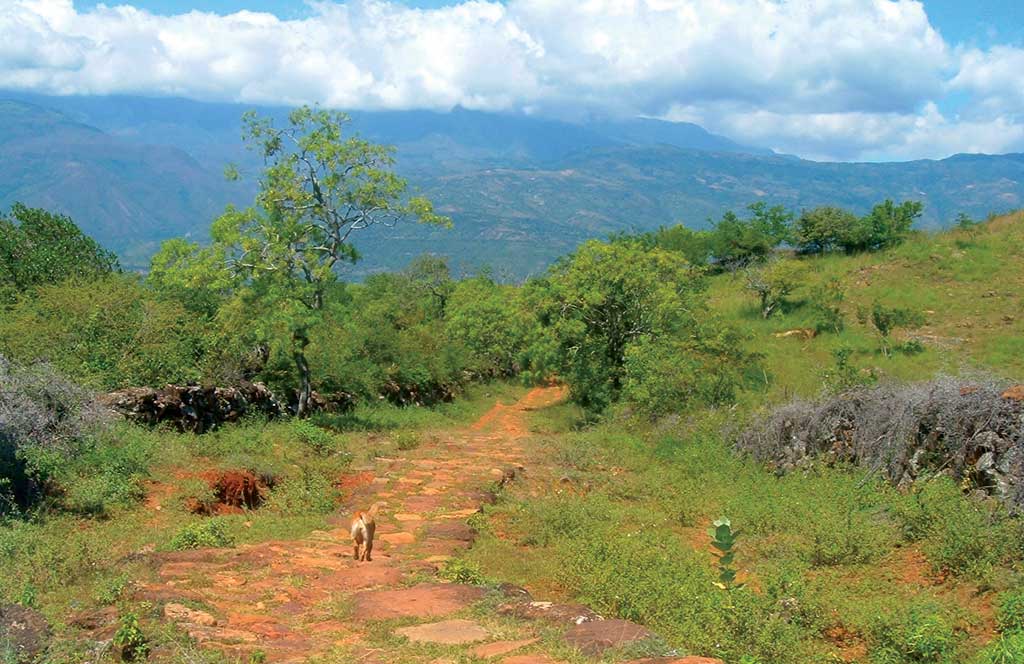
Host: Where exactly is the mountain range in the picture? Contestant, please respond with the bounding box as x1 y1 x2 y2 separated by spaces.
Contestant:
1 92 1021 276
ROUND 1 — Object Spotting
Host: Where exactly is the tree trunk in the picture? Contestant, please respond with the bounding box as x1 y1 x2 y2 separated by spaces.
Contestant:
293 329 312 418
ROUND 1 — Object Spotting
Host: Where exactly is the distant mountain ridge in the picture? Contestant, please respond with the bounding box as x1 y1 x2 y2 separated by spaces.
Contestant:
0 93 1021 276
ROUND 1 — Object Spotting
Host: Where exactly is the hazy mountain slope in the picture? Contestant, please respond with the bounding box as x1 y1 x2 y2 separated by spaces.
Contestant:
2 94 1023 278
0 100 238 268
364 146 1023 276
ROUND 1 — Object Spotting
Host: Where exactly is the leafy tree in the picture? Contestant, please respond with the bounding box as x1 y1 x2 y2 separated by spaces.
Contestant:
635 224 714 265
0 204 119 302
838 200 923 253
445 275 531 378
744 259 807 319
528 240 749 413
711 203 793 268
794 206 858 254
156 106 448 415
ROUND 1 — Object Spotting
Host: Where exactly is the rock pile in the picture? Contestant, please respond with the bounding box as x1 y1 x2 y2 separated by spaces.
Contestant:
739 376 1024 510
99 382 282 433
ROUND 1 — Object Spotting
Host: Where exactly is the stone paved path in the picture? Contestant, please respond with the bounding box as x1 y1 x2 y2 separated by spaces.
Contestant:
142 386 722 664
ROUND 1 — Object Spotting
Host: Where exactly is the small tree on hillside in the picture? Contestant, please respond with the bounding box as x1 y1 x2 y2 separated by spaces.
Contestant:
860 301 926 357
794 206 858 254
838 200 923 253
710 203 793 269
153 106 448 415
744 259 807 319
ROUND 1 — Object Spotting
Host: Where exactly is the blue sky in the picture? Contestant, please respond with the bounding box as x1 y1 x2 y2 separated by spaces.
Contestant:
7 0 1024 161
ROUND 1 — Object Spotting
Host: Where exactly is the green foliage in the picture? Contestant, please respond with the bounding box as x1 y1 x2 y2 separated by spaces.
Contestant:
868 604 959 663
744 259 808 318
974 632 1024 664
708 517 744 590
997 590 1024 634
710 202 793 267
795 206 860 254
528 239 750 413
862 301 926 357
809 277 846 333
113 612 149 661
892 479 1016 581
264 466 338 515
394 431 420 451
840 200 924 253
0 275 204 388
620 324 755 416
289 419 338 456
628 224 715 265
822 346 877 392
168 518 235 550
439 558 488 585
0 204 119 303
154 106 449 415
445 275 531 378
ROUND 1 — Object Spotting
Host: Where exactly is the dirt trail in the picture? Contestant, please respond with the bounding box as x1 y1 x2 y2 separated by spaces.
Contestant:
143 386 577 663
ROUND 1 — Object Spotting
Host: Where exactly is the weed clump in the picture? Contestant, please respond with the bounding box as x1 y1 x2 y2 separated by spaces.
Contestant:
168 518 235 550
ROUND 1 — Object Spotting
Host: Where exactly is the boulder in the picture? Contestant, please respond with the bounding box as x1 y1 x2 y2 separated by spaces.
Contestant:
0 604 50 663
563 618 657 656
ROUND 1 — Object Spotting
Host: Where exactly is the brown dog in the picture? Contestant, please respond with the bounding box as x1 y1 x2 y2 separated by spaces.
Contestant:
350 502 384 561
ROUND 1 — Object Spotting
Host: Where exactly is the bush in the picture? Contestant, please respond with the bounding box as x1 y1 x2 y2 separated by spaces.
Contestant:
0 276 205 389
264 467 337 515
289 419 338 455
739 376 1024 511
168 518 235 550
998 590 1024 634
1 357 109 516
974 632 1024 664
892 479 1014 580
869 604 959 663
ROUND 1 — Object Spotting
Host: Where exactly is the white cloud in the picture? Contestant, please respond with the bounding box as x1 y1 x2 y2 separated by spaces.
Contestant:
0 0 1022 160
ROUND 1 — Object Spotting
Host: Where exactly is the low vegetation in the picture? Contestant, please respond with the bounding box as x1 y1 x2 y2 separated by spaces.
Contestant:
2 104 1023 663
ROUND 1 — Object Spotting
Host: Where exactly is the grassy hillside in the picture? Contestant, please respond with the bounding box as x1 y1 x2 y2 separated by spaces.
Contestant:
461 213 1024 664
709 210 1024 402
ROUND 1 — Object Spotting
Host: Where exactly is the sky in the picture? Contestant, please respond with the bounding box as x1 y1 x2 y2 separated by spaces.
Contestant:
3 0 1024 162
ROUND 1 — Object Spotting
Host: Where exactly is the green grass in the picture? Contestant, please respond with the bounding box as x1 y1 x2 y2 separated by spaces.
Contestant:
0 380 526 661
465 404 1023 664
709 212 1024 405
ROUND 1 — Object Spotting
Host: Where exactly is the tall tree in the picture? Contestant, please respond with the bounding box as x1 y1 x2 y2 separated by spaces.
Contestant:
155 106 448 415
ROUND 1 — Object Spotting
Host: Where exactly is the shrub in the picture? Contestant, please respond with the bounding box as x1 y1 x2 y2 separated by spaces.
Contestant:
868 604 959 663
168 518 235 550
0 356 108 516
892 479 1014 581
794 206 859 254
264 467 337 515
395 431 420 451
998 590 1024 634
809 277 846 333
112 612 149 661
974 632 1024 664
744 259 808 319
739 376 1024 511
289 419 337 455
439 558 487 585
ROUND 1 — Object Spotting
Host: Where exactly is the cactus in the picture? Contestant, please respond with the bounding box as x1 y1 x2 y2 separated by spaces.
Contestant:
708 517 745 591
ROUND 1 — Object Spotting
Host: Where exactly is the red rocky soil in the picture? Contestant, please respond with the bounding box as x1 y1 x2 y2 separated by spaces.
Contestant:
140 386 724 663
